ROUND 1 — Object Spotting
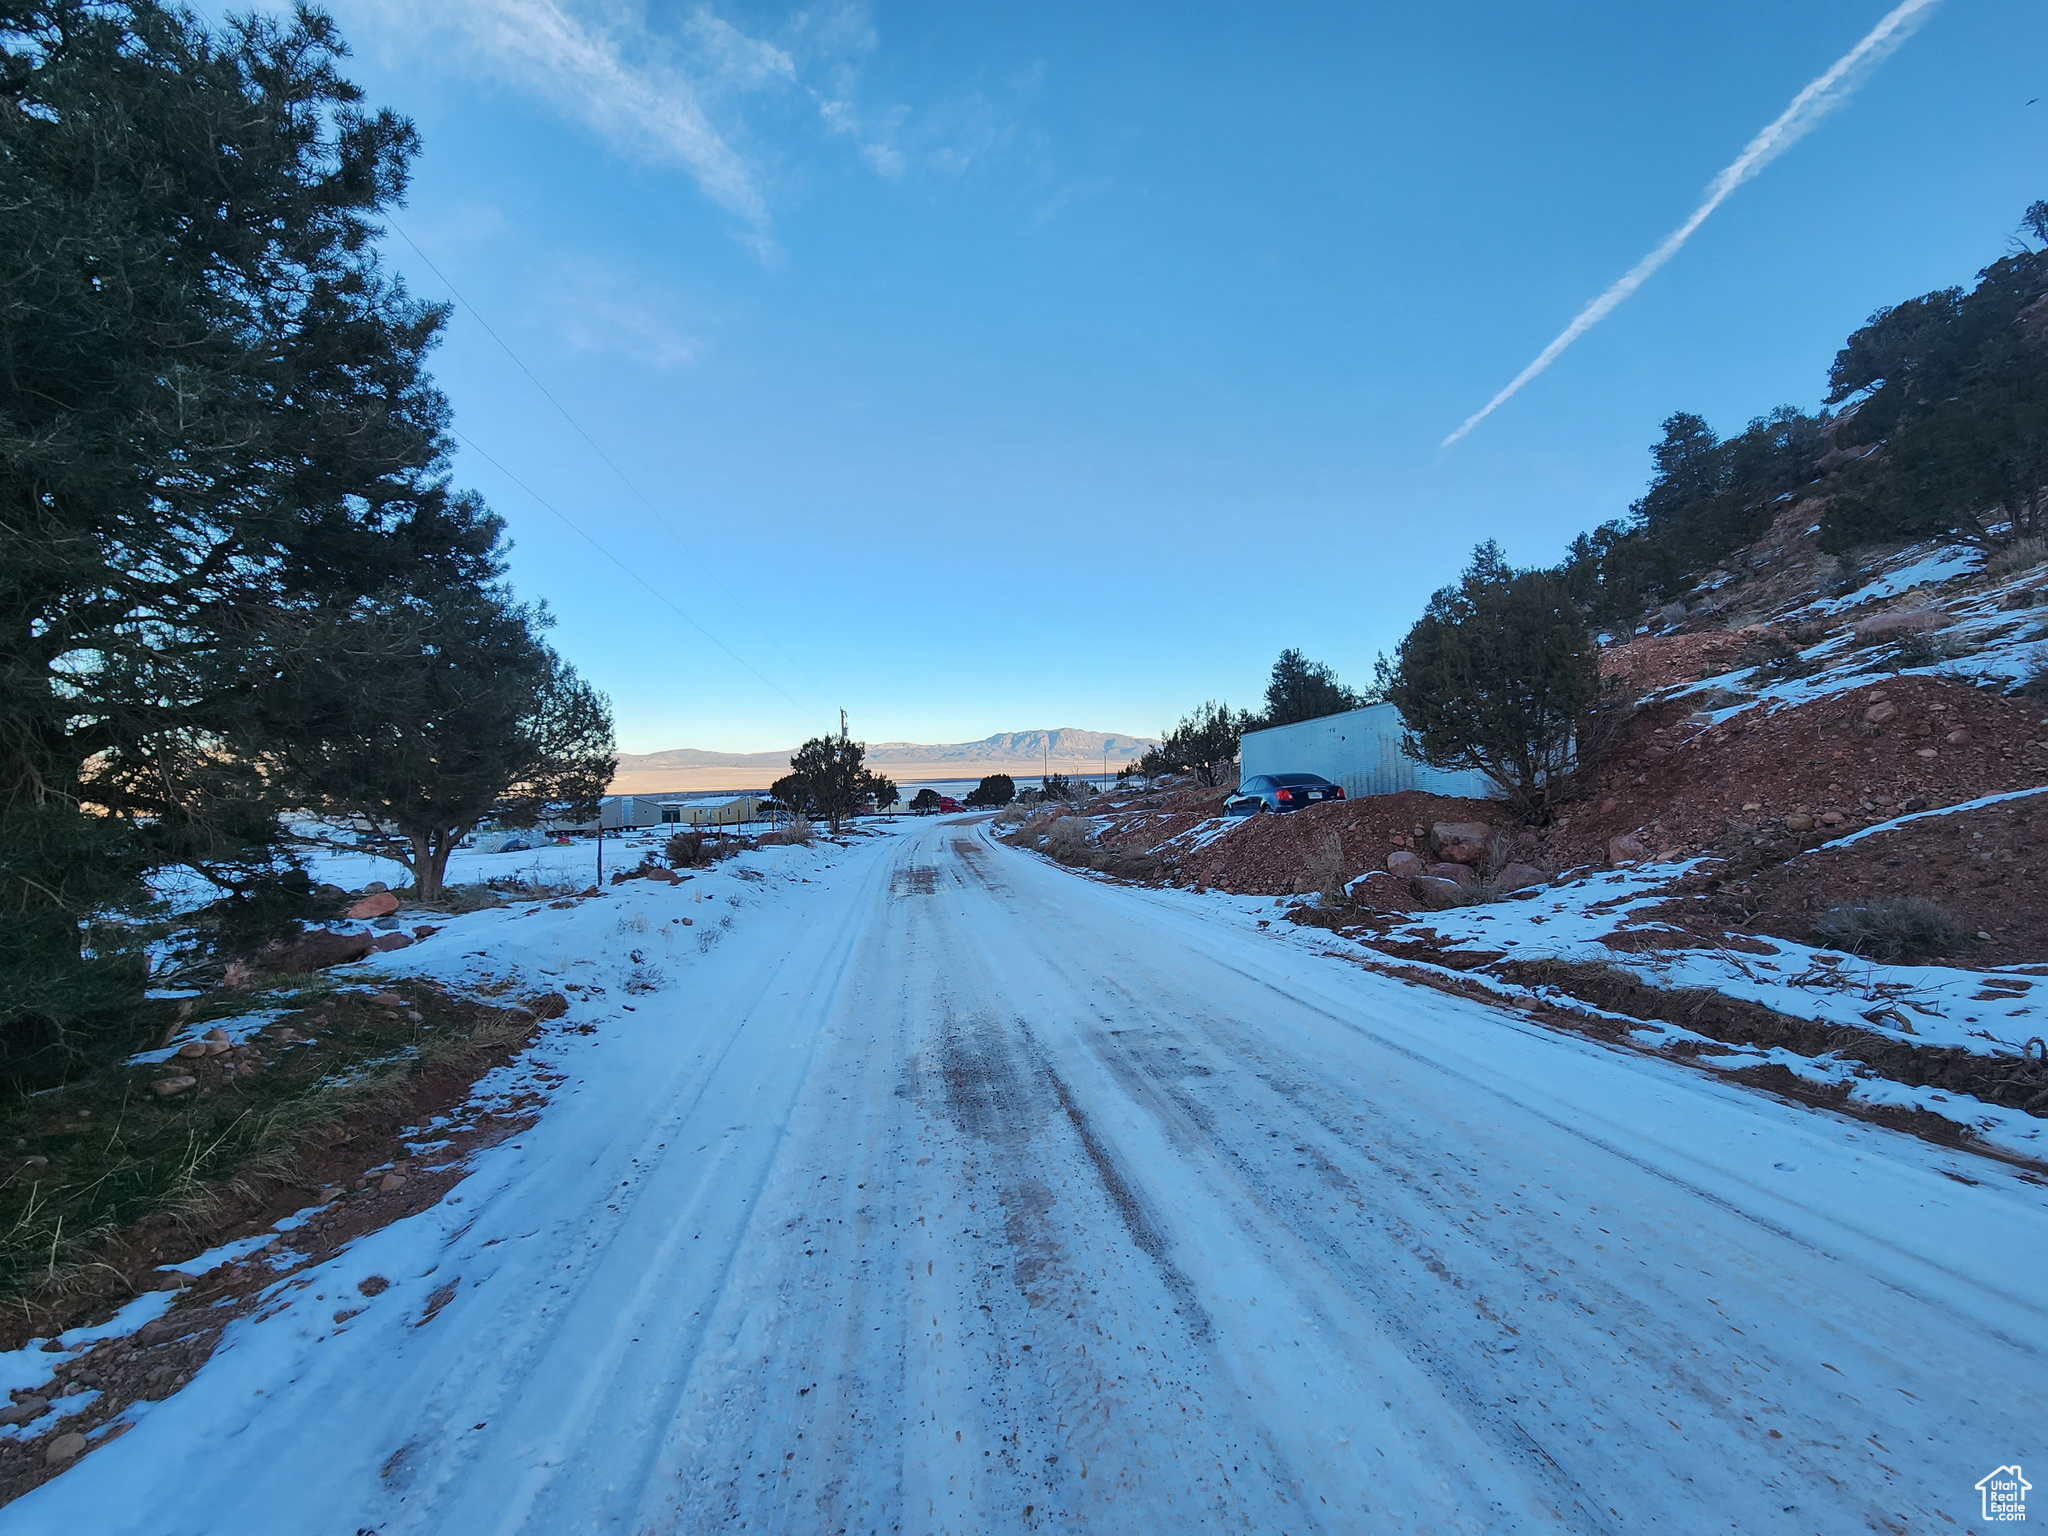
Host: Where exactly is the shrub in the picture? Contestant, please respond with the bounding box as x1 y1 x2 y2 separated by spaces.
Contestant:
1810 896 1967 961
1045 816 1092 857
665 829 705 868
1882 632 1949 672
1852 608 1944 643
764 816 813 846
1306 832 1348 908
2016 649 2048 703
1988 536 2047 577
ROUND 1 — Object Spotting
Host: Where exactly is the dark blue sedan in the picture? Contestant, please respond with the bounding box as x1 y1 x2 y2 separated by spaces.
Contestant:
1223 773 1345 816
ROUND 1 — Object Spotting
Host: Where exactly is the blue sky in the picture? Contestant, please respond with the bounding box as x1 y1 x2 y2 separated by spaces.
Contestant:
300 1 2042 753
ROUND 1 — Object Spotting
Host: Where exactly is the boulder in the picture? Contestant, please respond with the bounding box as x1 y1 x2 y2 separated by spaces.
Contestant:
345 891 400 920
1944 728 1971 744
1409 875 1472 910
175 1041 208 1059
1385 850 1425 878
370 932 414 952
1783 813 1815 831
266 930 375 972
1430 822 1492 865
0 1396 48 1427
1494 862 1548 894
1424 861 1477 888
1607 833 1647 866
1863 701 1898 725
151 1075 197 1098
45 1431 86 1467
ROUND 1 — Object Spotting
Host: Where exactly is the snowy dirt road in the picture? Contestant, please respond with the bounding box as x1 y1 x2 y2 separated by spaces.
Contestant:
15 817 2045 1534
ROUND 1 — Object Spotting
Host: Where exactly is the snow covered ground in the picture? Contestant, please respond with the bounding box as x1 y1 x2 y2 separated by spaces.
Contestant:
12 817 2045 1533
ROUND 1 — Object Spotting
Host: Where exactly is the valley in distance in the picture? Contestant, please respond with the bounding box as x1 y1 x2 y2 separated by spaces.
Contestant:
608 728 1158 794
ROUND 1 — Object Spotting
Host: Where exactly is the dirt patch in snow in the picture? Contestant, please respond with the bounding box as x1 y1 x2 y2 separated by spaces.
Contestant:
1317 942 2045 1166
1488 957 2048 1116
0 981 551 1505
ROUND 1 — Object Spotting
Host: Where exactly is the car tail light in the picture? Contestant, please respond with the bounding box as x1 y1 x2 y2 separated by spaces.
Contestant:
1332 788 1345 800
1274 788 1293 801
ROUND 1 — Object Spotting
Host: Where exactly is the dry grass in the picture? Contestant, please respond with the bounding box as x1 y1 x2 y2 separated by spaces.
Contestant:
1988 536 2048 577
1045 816 1093 856
1852 607 1945 643
0 980 531 1306
1306 831 1348 907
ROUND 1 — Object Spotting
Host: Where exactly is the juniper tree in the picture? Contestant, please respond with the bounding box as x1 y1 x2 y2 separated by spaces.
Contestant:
964 774 1015 807
248 584 615 904
1384 542 1616 824
785 732 887 834
1259 649 1362 728
1 1 480 1071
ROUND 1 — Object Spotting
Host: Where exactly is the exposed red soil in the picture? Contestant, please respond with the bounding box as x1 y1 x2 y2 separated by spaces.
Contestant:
1596 627 1776 695
1156 791 1505 901
1546 675 2048 871
1699 790 2048 967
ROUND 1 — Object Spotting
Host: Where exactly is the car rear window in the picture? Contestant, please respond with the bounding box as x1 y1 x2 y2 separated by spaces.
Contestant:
1272 774 1333 787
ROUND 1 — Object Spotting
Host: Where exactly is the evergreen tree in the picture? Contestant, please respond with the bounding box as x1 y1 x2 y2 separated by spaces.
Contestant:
1156 701 1255 787
785 732 880 834
1259 649 1362 728
1 1 479 1073
964 774 1015 807
249 583 615 904
1384 543 1614 823
1821 203 2048 549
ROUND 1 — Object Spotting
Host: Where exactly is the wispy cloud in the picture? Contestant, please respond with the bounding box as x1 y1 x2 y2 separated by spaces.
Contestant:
1441 0 1942 449
341 0 1012 241
400 0 773 231
552 259 703 370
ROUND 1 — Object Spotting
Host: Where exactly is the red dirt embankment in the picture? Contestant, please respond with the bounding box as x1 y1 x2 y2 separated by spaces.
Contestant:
1699 790 2048 968
1547 675 2048 869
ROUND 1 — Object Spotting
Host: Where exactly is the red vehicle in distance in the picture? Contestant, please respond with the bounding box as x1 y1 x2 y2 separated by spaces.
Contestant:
937 796 966 813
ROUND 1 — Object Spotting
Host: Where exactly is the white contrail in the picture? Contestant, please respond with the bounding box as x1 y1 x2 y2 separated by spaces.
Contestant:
1441 0 1941 449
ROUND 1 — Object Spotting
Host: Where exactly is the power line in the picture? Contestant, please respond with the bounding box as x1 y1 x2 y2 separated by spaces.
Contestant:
448 426 812 719
386 217 826 705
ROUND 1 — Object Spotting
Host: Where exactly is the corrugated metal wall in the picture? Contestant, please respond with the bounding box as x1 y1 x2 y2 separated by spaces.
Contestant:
1238 704 1497 801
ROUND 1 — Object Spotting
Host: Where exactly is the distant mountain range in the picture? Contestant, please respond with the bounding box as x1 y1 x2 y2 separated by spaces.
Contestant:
610 729 1158 794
